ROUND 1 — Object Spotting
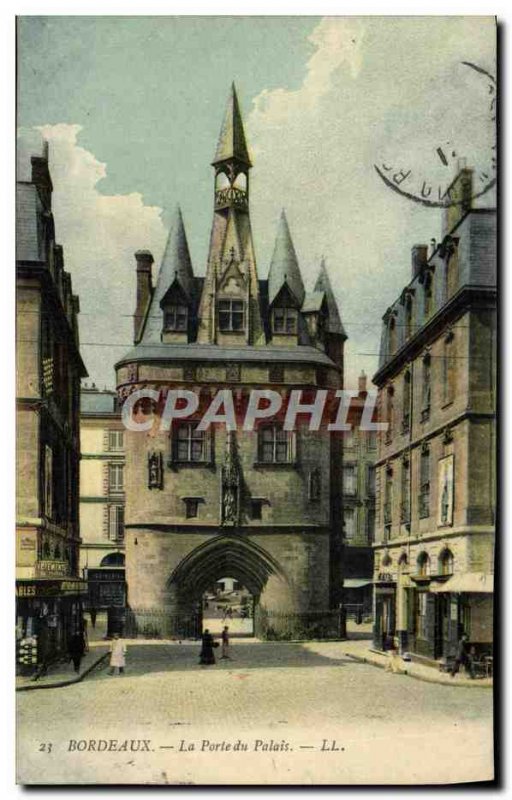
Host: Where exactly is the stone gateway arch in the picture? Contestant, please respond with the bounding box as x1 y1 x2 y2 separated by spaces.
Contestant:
116 85 346 640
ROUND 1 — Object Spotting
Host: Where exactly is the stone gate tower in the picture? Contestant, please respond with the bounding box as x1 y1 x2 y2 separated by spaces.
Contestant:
115 84 347 638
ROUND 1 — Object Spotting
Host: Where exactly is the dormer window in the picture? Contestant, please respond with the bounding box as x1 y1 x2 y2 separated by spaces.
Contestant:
164 304 188 332
273 307 297 334
218 299 245 332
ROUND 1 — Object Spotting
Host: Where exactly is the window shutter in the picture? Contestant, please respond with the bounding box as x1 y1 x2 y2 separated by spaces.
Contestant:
290 431 297 464
205 427 215 465
167 430 174 467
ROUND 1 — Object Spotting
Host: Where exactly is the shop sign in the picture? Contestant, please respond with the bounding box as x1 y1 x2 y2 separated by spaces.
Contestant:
16 580 87 598
35 561 70 578
88 569 125 583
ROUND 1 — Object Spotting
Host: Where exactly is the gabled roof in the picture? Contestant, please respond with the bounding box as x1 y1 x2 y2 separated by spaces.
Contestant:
212 83 251 167
141 206 195 343
314 258 346 337
268 211 305 307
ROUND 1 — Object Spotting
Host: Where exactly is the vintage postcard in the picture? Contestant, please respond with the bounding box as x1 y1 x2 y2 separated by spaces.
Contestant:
15 15 496 785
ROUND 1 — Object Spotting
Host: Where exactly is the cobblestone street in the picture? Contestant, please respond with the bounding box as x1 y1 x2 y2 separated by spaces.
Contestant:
17 641 493 785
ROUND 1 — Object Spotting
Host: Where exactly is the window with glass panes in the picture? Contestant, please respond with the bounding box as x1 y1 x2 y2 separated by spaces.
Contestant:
422 356 431 411
218 299 245 331
443 334 455 404
175 423 206 462
164 304 188 331
273 307 297 334
108 430 124 451
108 463 124 492
258 425 293 463
344 507 355 540
343 464 357 495
419 448 430 518
108 505 124 542
401 459 410 522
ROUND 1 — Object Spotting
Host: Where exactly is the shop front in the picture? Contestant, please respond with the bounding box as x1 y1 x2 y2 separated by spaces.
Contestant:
16 578 87 675
430 572 493 659
373 579 396 651
85 567 126 636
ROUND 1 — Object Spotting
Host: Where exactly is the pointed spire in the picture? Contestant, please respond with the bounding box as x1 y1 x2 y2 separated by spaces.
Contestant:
213 83 251 167
159 205 195 300
268 210 305 306
314 258 346 337
140 206 195 343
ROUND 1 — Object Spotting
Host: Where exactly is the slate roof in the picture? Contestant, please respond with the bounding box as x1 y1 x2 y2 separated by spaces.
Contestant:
212 83 251 167
314 258 346 337
141 206 195 343
116 343 337 369
268 210 306 307
302 291 326 314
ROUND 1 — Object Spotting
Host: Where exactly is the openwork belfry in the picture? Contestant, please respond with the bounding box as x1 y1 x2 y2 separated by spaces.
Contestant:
115 85 347 638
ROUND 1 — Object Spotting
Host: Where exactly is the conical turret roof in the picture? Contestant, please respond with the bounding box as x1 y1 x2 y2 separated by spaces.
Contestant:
141 206 195 343
314 258 346 337
212 83 251 167
268 210 305 307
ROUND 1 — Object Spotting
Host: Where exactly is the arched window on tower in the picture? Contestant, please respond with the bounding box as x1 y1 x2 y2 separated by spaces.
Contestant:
233 172 247 191
417 551 430 577
438 549 454 576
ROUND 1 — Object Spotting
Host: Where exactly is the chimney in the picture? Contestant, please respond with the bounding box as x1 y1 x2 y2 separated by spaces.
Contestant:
358 371 367 396
411 244 428 279
134 250 154 343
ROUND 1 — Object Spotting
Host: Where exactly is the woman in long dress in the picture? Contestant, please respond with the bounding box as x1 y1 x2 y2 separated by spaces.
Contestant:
109 633 127 675
199 629 216 665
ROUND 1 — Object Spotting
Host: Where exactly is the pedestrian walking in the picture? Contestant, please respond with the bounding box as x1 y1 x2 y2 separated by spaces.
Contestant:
109 633 127 675
89 607 97 628
199 629 217 665
82 618 89 653
450 633 475 679
68 631 85 673
220 626 231 659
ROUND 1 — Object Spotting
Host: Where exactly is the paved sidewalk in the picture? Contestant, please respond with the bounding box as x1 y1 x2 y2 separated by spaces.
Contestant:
342 638 493 688
16 646 109 691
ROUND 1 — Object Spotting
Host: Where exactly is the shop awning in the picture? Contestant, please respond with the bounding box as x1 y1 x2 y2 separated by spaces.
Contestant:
430 573 493 594
343 578 373 588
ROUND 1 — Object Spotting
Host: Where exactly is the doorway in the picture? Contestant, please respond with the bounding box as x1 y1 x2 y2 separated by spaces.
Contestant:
202 577 254 637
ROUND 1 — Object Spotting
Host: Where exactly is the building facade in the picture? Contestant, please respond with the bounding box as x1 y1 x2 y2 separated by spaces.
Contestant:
115 85 347 639
342 372 376 616
16 137 88 672
372 166 496 661
79 384 126 617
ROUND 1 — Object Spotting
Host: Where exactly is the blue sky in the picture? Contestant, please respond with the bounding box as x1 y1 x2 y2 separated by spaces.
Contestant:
17 16 496 389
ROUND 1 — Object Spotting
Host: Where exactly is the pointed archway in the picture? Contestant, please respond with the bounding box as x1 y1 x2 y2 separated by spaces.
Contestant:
166 535 292 636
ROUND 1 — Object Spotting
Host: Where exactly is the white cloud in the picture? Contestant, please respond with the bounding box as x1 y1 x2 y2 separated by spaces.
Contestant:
247 17 496 387
36 124 167 388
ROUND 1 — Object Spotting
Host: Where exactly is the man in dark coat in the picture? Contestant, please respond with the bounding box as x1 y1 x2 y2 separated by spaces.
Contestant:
199 629 216 665
450 632 475 678
68 632 85 673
